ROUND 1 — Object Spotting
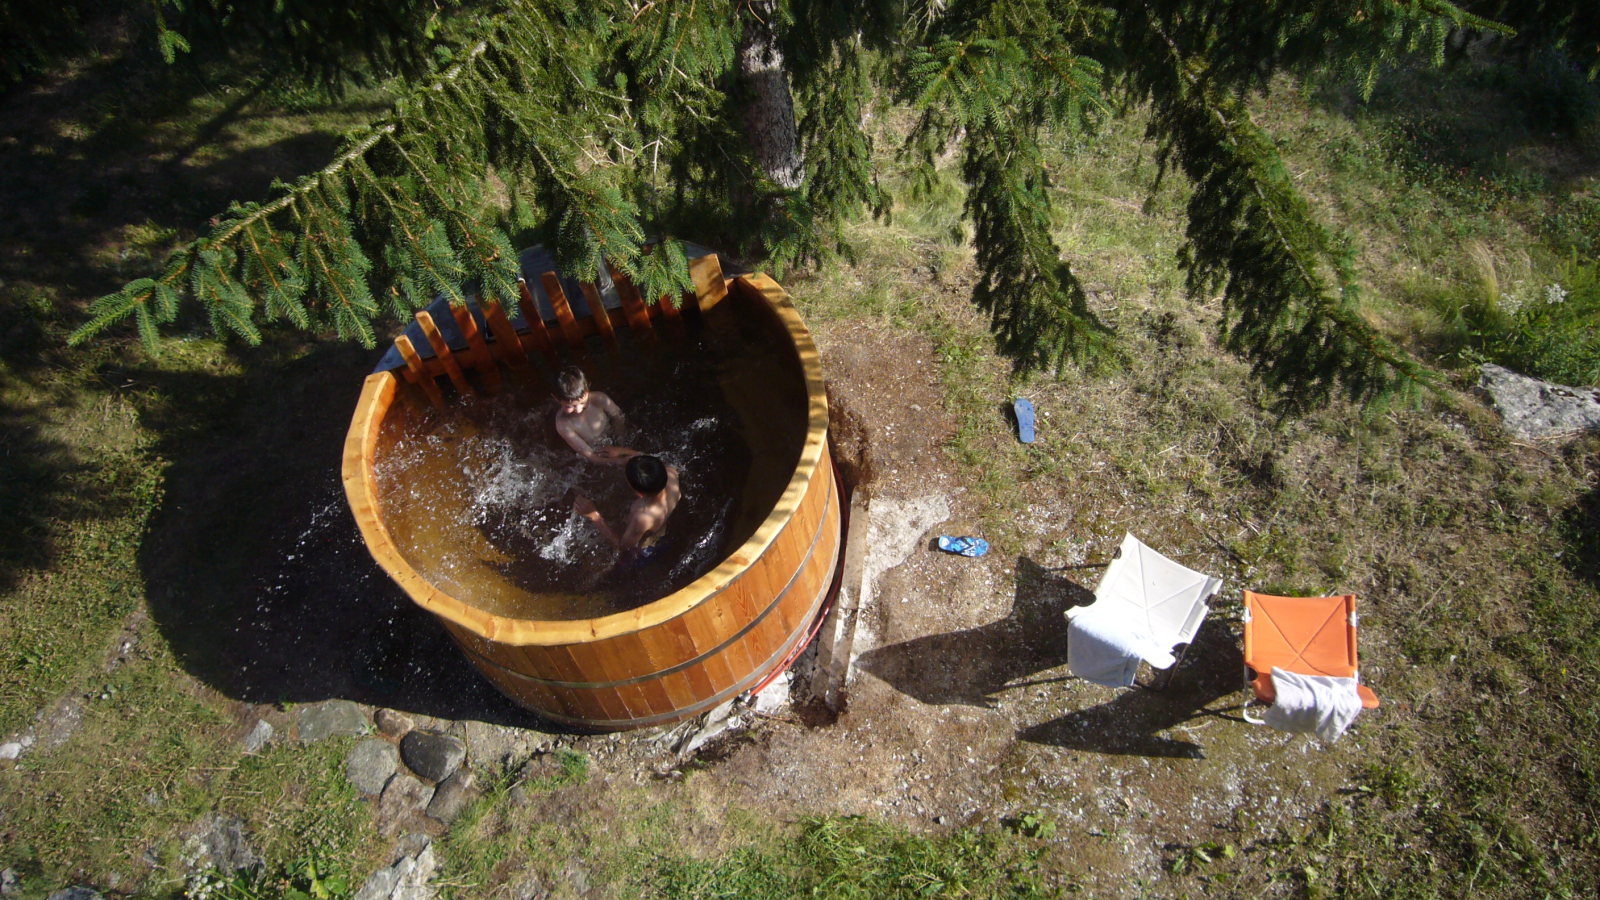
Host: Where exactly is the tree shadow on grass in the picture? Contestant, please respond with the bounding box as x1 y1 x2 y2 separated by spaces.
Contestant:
1563 479 1600 593
855 557 1095 708
134 338 542 729
0 42 381 592
1015 618 1242 759
0 40 369 313
0 388 104 592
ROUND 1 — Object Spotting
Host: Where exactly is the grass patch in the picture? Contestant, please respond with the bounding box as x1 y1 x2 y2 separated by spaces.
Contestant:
651 816 1050 900
0 639 381 897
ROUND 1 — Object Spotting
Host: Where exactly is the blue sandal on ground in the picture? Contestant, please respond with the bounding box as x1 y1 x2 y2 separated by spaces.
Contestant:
1014 398 1035 444
937 536 990 558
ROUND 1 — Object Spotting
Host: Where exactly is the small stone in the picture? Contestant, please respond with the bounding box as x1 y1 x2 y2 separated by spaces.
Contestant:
934 815 946 825
178 813 262 877
374 708 414 738
520 752 565 783
562 858 589 895
426 769 480 824
239 719 274 754
0 743 20 761
39 698 83 750
46 889 102 900
0 868 17 897
510 873 548 900
394 845 437 900
297 700 369 743
390 832 432 864
377 773 434 837
400 730 466 783
347 738 400 796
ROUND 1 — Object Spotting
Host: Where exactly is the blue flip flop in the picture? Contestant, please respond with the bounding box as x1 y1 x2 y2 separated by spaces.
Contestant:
937 536 990 558
1014 398 1035 443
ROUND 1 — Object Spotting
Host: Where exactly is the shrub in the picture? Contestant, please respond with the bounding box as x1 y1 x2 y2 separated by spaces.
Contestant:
1487 261 1600 387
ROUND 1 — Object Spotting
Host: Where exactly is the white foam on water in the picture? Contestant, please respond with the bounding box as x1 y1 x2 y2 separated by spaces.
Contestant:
540 510 585 563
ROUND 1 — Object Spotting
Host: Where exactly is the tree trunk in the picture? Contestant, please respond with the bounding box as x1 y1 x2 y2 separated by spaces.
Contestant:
737 1 804 190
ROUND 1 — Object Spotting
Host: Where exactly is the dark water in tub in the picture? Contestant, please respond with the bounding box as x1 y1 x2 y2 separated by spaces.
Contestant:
372 307 805 621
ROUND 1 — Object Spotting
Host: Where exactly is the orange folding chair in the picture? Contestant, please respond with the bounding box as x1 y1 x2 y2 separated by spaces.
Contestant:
1241 592 1379 724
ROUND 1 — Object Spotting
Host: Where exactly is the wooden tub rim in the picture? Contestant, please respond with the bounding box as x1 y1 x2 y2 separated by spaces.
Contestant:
342 272 829 647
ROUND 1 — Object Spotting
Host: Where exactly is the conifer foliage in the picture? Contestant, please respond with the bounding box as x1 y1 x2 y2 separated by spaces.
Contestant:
75 0 1511 409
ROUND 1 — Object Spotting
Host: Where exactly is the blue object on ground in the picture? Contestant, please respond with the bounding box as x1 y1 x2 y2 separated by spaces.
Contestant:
937 536 990 558
1014 398 1036 443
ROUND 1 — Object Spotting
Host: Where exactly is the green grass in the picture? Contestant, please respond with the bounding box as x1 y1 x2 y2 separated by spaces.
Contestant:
650 816 1050 900
435 772 1056 900
0 640 381 898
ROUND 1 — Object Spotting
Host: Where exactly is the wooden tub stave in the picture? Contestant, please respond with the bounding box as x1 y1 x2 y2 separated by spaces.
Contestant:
343 268 840 730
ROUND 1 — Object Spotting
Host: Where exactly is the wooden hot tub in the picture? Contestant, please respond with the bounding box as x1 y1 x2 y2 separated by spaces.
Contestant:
342 256 840 730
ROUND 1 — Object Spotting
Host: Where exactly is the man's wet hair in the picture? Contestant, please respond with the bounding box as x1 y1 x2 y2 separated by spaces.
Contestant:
626 455 669 495
556 366 588 401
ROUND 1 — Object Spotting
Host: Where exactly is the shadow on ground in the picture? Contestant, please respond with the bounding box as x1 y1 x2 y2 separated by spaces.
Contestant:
855 557 1094 708
0 38 379 588
136 339 541 728
0 36 374 316
1016 618 1243 759
0 388 107 592
1565 478 1600 592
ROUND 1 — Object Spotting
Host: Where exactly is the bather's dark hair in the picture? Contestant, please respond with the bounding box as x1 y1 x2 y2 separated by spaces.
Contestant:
556 366 588 401
626 455 669 495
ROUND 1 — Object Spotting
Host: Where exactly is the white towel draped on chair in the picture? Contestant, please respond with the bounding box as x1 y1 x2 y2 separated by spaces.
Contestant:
1065 533 1222 687
1068 609 1176 687
1261 667 1365 742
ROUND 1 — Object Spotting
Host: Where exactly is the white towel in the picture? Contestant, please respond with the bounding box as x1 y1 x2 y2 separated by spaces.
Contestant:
1263 667 1364 742
1068 611 1176 688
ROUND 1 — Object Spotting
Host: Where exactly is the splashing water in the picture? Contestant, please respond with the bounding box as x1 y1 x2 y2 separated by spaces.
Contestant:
370 318 801 620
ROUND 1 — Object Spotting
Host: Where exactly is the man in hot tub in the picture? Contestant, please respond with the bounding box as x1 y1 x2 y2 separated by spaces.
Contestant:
553 365 634 465
574 454 681 562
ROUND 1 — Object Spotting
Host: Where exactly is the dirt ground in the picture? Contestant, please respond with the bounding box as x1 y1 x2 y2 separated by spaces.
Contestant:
486 309 1394 898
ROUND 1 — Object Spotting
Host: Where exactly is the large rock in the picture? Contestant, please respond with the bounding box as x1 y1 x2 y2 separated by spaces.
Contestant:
178 813 262 878
298 700 369 743
425 769 479 824
354 843 437 900
400 731 466 783
347 738 400 796
1481 363 1600 439
377 773 435 838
